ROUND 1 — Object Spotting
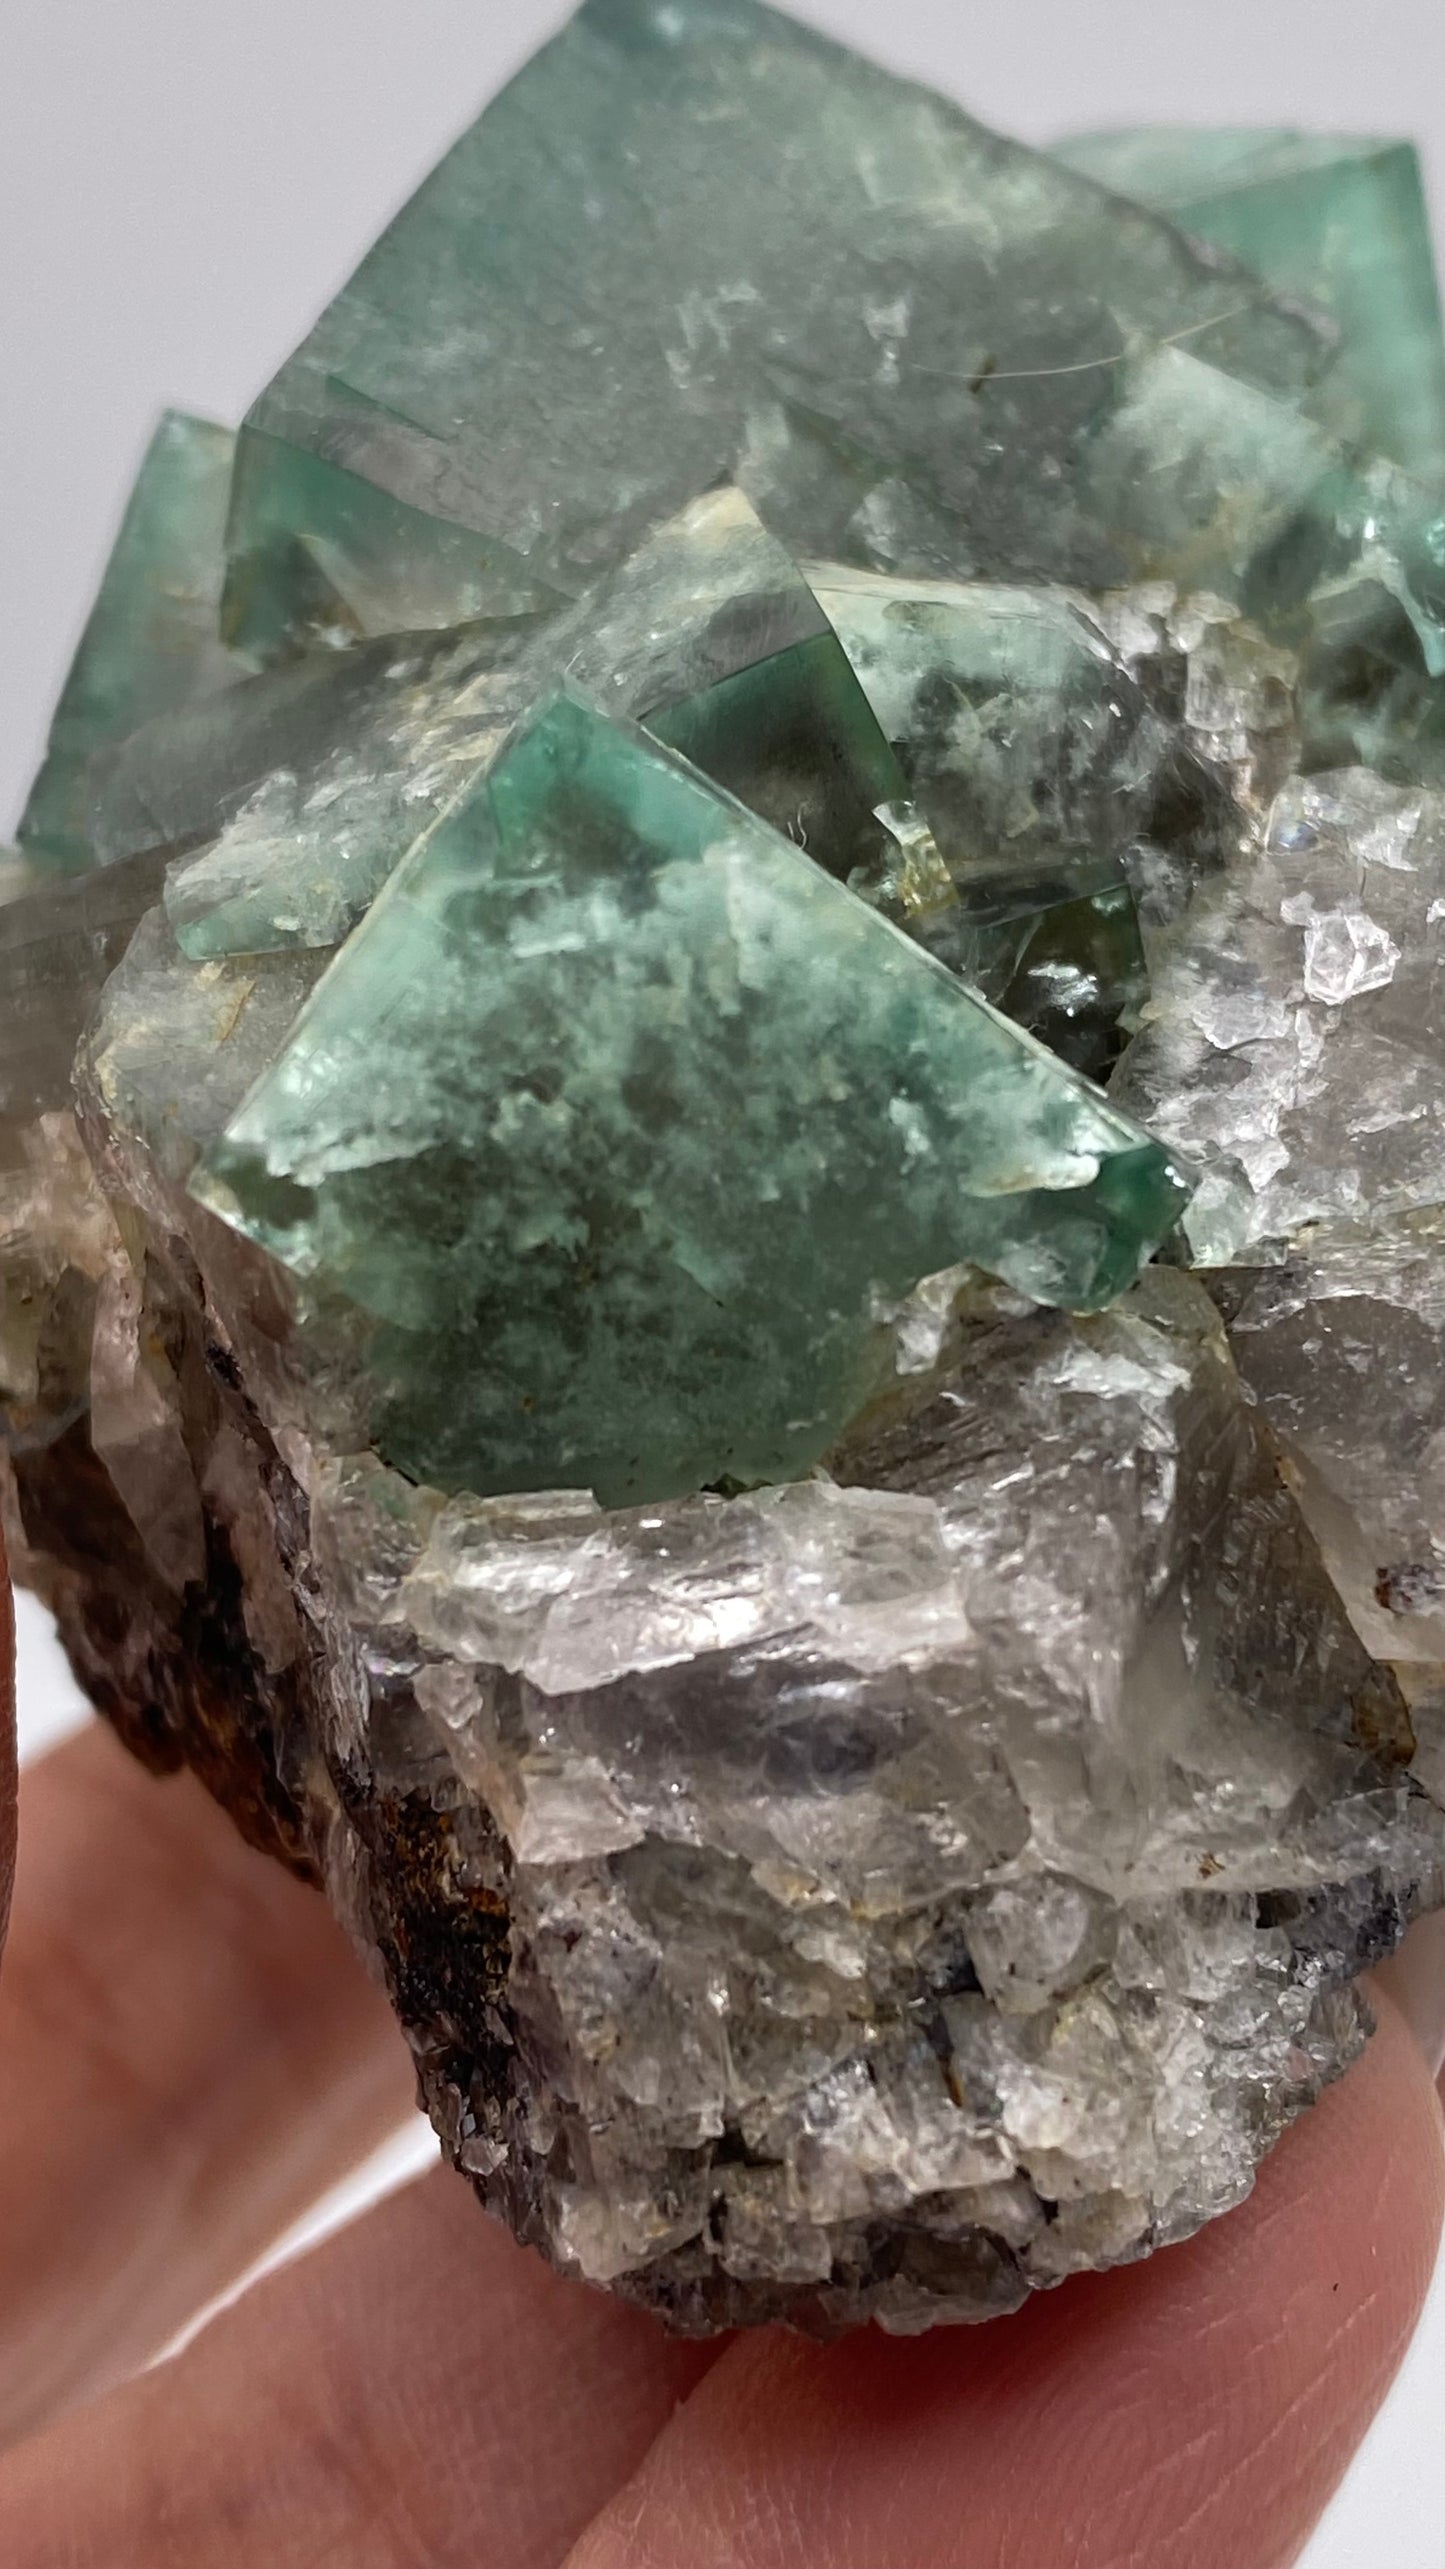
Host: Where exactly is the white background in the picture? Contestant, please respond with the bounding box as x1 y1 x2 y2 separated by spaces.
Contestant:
2 5 1442 2558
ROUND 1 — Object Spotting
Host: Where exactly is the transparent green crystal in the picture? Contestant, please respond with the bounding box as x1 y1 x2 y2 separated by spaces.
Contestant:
167 488 945 963
563 488 933 919
194 689 1188 1507
820 571 1133 853
1080 344 1445 736
18 414 238 874
222 0 1333 660
808 567 1188 1071
1058 128 1445 483
222 427 564 661
155 618 549 958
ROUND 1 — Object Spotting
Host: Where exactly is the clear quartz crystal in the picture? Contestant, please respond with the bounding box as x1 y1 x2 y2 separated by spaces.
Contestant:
1112 770 1445 1254
1113 764 1445 1731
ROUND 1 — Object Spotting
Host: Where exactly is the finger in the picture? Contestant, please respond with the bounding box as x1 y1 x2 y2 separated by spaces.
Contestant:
0 2018 1434 2569
0 1714 415 2441
0 1527 16 1954
563 1996 1445 2569
0 2162 715 2569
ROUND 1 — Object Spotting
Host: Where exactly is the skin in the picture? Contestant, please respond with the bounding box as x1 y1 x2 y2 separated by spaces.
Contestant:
0 1518 1441 2569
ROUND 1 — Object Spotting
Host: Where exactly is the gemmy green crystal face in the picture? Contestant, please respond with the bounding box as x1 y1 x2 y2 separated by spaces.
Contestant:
164 486 944 964
810 566 1171 1071
222 0 1339 660
809 567 1163 867
194 690 1188 1507
220 428 565 664
19 414 238 874
209 0 1445 791
1058 128 1445 483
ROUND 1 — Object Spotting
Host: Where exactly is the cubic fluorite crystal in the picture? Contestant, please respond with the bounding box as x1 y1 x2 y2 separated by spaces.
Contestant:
4 0 1445 2337
1058 127 1445 483
19 414 238 875
224 0 1337 654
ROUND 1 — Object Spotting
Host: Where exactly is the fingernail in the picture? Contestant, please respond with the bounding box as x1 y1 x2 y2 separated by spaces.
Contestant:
1373 1910 1445 2081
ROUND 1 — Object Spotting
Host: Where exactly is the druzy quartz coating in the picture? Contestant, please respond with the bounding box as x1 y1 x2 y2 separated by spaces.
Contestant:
3 0 1445 2337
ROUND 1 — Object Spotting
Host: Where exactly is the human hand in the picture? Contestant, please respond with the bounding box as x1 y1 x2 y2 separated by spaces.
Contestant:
0 1524 1441 2569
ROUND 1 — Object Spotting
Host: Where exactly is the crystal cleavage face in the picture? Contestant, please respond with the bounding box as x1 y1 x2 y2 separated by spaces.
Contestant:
3 0 1445 2336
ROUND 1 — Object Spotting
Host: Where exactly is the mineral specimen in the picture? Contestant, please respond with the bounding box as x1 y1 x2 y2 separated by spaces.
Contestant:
4 0 1445 2337
163 484 933 964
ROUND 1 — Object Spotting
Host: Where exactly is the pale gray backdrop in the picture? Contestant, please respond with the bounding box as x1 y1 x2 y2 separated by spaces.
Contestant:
2 7 1442 2561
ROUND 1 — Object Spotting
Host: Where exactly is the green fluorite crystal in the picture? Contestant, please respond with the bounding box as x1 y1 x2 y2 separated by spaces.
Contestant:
539 485 942 926
810 569 1160 864
19 414 238 873
222 0 1337 661
1083 347 1443 656
220 428 564 664
1077 344 1445 797
1058 128 1445 483
211 0 1445 795
194 689 1188 1506
811 567 1173 1069
165 486 943 962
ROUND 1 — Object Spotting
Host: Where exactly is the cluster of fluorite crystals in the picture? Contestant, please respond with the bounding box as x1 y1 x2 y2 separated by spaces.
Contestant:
5 0 1445 2335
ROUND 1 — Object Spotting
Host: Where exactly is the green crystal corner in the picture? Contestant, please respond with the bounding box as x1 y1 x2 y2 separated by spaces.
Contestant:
1058 127 1445 483
193 688 1189 1506
18 412 239 875
222 0 1332 660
